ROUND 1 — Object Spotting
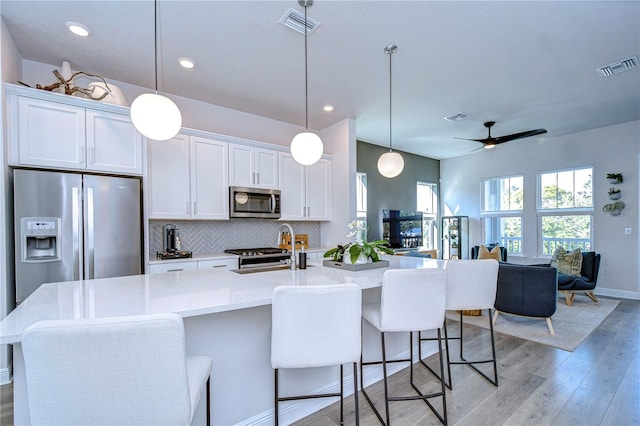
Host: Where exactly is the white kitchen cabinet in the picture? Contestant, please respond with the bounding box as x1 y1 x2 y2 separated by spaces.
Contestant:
148 133 229 219
279 153 331 221
148 261 198 274
198 259 238 270
7 87 143 175
228 143 278 189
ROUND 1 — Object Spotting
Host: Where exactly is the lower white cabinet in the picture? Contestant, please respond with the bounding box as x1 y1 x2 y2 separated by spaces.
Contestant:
279 153 331 221
148 133 229 219
198 259 238 270
148 262 198 274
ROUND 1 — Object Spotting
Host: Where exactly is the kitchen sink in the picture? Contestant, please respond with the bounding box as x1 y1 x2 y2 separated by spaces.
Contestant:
231 264 313 274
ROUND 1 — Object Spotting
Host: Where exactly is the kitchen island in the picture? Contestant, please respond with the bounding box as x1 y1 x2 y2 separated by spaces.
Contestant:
1 255 446 425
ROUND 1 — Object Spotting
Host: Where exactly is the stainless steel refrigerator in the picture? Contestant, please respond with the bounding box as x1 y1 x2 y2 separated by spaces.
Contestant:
13 169 142 303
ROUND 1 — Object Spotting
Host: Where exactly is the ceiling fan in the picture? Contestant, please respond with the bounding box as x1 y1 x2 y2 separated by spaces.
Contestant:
456 121 547 150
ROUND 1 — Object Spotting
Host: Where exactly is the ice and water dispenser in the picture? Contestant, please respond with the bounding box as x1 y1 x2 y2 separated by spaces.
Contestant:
21 217 62 263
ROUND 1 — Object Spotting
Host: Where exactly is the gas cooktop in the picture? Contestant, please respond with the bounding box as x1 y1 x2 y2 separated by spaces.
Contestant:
224 247 289 257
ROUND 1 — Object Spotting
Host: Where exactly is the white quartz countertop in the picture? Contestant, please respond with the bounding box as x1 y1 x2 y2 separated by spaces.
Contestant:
1 256 445 344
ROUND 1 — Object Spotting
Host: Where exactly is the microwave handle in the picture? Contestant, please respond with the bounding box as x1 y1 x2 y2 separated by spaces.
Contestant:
270 194 276 213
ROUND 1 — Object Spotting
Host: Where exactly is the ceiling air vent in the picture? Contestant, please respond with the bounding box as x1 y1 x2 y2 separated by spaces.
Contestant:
597 56 638 77
444 112 471 122
279 8 320 35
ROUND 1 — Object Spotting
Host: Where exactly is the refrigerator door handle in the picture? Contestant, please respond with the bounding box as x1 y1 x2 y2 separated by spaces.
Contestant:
87 187 95 279
72 187 81 281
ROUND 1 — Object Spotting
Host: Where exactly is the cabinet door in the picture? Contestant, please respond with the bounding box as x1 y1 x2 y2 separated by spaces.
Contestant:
254 148 278 189
305 159 332 221
191 136 229 220
17 97 85 169
228 143 254 187
278 153 306 220
86 110 143 175
148 134 191 219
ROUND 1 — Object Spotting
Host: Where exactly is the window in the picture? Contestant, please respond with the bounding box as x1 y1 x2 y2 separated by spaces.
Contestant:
481 175 523 255
356 172 367 228
537 167 593 256
417 181 438 250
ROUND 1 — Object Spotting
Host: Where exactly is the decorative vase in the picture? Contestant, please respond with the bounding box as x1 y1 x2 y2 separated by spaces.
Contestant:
608 192 621 200
343 252 368 265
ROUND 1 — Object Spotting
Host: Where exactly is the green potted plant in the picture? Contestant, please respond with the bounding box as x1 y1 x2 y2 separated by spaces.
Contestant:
603 201 625 216
606 173 623 184
324 221 394 264
608 187 621 200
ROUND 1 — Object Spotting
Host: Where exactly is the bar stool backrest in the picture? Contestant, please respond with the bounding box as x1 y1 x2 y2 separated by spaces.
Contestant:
379 268 447 332
22 313 194 426
445 259 499 310
271 283 362 369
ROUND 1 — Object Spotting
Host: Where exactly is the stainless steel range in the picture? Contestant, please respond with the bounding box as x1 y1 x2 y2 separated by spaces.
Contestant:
224 247 292 270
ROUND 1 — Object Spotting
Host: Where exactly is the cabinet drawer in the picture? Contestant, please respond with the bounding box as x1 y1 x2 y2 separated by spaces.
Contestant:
148 262 198 274
198 259 238 270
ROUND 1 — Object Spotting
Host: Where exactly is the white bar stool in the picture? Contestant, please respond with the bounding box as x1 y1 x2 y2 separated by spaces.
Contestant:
21 313 212 426
271 283 362 425
420 259 500 389
360 268 448 425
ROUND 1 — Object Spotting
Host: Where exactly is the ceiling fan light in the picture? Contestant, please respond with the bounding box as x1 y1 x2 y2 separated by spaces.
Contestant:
377 151 404 178
130 93 182 141
484 143 496 149
291 131 323 166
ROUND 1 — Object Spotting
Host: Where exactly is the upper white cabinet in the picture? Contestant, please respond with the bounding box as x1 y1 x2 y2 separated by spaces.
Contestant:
148 133 229 220
7 86 143 175
228 143 278 189
279 153 331 221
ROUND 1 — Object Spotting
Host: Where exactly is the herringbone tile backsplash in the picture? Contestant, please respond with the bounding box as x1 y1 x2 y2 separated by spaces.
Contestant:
150 220 321 256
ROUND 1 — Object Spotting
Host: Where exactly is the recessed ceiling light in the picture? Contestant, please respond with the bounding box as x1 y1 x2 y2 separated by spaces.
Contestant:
322 105 334 112
178 57 195 69
65 21 91 37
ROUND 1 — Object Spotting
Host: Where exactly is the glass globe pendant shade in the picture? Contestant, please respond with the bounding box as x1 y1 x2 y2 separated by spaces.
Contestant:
130 93 182 141
377 151 404 178
291 131 324 166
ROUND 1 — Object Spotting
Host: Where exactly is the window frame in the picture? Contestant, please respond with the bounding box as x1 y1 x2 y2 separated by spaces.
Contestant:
417 181 439 251
536 166 594 257
480 174 524 256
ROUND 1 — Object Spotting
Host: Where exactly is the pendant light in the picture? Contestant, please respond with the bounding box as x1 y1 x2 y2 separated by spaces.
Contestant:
130 0 182 141
377 44 404 178
290 0 323 166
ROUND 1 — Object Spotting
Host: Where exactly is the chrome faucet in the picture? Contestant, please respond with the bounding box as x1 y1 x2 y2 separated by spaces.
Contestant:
278 223 296 271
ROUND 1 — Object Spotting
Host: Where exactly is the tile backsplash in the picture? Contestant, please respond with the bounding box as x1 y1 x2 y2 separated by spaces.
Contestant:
150 220 321 257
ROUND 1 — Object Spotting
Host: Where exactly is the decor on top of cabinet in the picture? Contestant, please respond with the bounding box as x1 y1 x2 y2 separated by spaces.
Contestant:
323 221 393 270
606 173 623 184
18 69 114 101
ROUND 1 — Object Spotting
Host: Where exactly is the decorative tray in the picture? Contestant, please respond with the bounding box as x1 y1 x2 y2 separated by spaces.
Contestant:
322 259 390 271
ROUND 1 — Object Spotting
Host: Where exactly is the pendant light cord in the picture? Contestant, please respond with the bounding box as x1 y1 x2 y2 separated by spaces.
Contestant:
304 3 309 131
389 47 393 152
154 0 159 94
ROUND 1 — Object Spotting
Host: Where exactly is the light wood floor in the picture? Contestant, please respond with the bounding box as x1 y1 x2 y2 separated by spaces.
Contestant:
0 297 637 426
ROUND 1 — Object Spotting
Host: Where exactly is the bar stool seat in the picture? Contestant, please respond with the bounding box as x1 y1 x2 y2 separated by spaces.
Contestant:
21 313 212 426
271 283 362 425
361 268 448 425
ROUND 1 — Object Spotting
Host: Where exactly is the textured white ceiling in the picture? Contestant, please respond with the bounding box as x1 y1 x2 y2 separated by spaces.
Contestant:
2 0 639 159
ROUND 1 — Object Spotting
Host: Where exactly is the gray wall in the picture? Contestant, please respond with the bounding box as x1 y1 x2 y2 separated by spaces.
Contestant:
357 141 440 241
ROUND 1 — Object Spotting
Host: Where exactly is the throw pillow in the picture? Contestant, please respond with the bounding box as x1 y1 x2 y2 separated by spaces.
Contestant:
550 247 582 276
478 245 502 261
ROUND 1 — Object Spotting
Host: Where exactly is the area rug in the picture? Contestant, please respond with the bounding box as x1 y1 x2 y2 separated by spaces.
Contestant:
446 297 619 352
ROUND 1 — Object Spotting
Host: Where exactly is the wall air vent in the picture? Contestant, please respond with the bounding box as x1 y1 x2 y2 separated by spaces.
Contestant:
279 8 320 35
444 112 471 122
597 56 638 77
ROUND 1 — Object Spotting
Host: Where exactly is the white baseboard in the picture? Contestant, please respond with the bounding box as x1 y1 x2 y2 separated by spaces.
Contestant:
237 345 439 426
595 287 639 300
0 367 11 385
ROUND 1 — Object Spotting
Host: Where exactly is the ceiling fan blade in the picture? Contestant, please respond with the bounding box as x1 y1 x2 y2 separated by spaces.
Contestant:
454 137 488 143
492 128 547 144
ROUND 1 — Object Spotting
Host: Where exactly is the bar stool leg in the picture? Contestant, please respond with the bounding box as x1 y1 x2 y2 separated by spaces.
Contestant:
353 362 360 426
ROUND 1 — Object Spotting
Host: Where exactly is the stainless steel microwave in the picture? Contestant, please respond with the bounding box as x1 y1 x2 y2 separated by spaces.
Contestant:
229 187 281 219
